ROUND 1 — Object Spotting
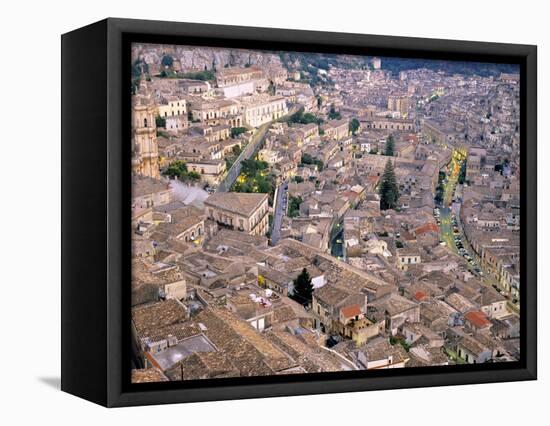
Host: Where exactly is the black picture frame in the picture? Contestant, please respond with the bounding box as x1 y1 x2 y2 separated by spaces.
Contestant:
61 17 537 407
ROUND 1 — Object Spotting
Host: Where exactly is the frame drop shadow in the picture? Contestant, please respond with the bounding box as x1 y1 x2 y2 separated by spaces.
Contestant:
38 377 61 390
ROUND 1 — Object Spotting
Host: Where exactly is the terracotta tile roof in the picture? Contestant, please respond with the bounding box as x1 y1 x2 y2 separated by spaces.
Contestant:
414 291 428 302
414 222 439 236
465 310 491 329
341 304 361 318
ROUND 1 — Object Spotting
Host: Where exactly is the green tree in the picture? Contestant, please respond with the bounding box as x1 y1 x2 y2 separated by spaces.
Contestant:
385 135 395 156
255 176 273 194
458 161 467 184
379 159 399 210
231 145 242 156
316 95 323 109
241 159 268 177
290 268 313 307
288 108 322 125
161 54 174 68
181 70 215 81
164 161 188 179
132 59 149 78
155 115 166 129
231 127 247 138
328 105 341 120
288 195 302 217
435 184 444 204
349 118 360 135
268 80 276 95
301 153 313 164
300 154 323 171
187 171 201 181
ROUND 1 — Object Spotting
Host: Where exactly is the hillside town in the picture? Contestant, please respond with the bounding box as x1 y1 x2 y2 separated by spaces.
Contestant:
130 44 520 383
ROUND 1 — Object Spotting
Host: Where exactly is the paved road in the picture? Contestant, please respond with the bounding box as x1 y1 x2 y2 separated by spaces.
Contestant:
437 156 518 311
443 156 460 206
438 158 477 267
438 155 461 252
270 181 288 245
330 226 344 259
438 207 457 252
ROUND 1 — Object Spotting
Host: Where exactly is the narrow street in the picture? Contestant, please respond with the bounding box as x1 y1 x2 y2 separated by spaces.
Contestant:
436 153 519 312
437 155 482 274
270 180 288 245
330 223 344 259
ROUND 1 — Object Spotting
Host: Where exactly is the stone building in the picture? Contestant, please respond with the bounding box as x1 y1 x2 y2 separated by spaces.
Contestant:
321 119 349 141
396 247 422 270
132 80 160 179
157 96 187 118
363 117 414 132
191 99 243 127
132 175 172 209
216 66 264 87
186 159 227 185
204 192 270 236
240 95 288 128
388 94 411 116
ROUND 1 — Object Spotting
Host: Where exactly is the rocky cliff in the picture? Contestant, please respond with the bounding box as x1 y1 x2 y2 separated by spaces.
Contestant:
132 43 282 72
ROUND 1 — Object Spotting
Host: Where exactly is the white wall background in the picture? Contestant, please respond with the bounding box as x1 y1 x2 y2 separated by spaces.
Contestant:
0 0 546 423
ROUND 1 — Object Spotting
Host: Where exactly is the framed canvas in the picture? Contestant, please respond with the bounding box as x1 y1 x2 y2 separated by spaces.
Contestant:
61 18 537 407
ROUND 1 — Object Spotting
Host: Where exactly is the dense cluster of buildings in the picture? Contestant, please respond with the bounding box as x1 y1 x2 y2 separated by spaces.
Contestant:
130 44 520 383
